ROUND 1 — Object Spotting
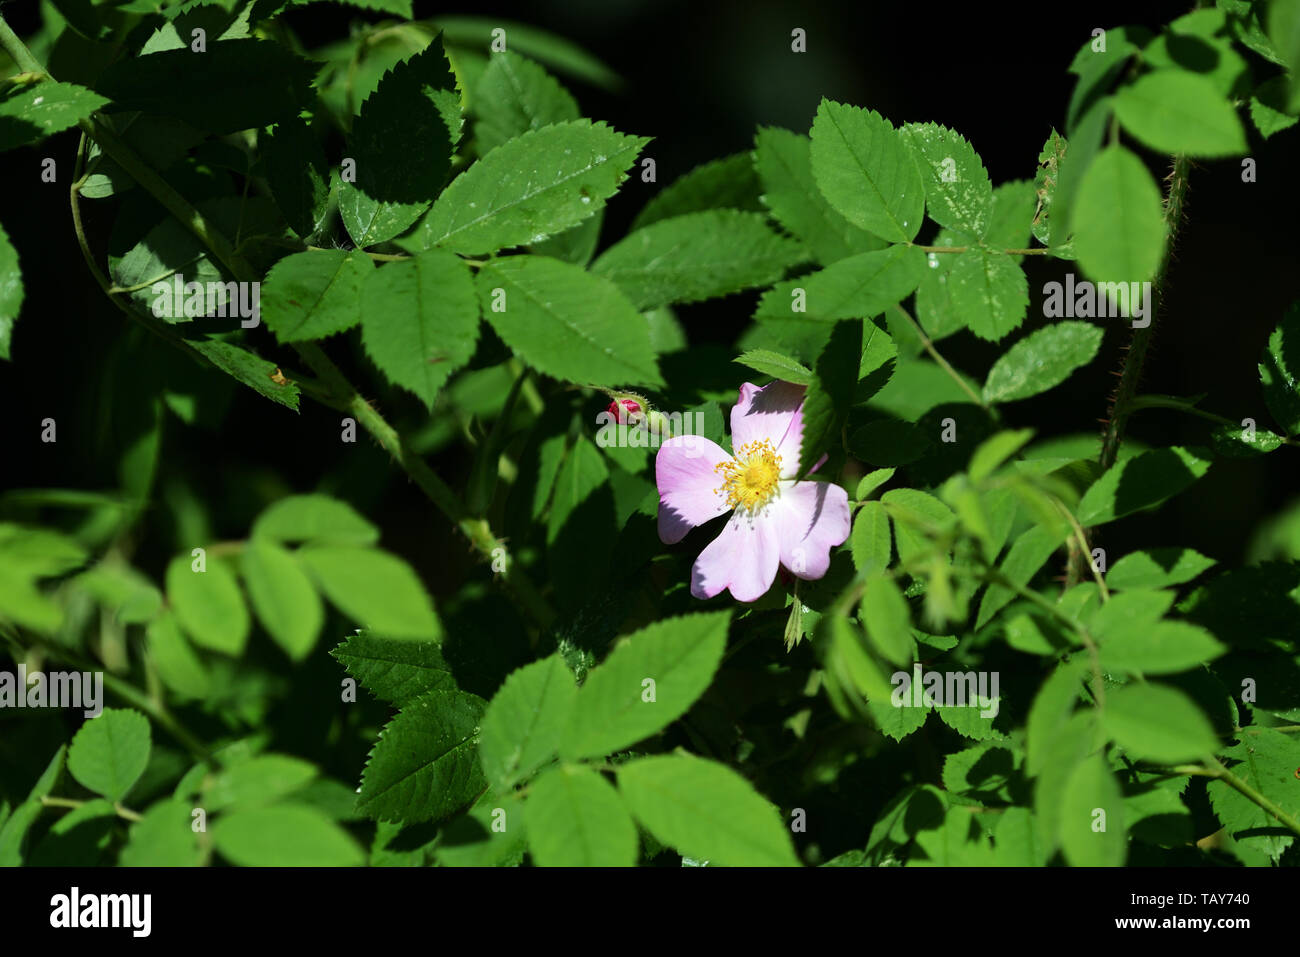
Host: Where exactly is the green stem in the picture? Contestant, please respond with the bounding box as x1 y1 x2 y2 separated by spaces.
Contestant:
910 243 1054 256
40 795 145 823
894 304 991 412
0 15 44 73
1205 757 1300 839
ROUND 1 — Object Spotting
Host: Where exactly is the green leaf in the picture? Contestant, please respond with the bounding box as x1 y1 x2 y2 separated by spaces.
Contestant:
206 754 318 811
525 764 637 866
433 16 621 89
213 804 364 866
479 655 576 791
477 255 662 388
1076 446 1212 525
1059 753 1127 866
592 210 804 311
1072 146 1165 284
473 50 579 155
434 792 526 867
754 244 926 324
0 80 108 152
733 349 813 385
416 120 647 255
260 113 331 239
298 545 440 640
631 152 762 231
339 39 459 246
260 250 373 344
899 122 992 237
252 494 380 546
947 250 1029 342
753 126 883 265
165 553 250 655
560 611 730 760
1031 128 1069 249
67 708 151 802
982 321 1103 403
1208 727 1300 861
850 500 892 576
1098 619 1225 674
968 428 1035 482
617 754 799 867
121 799 202 867
976 524 1064 628
361 250 480 408
1106 547 1216 590
95 41 317 135
330 631 454 706
868 697 929 741
145 610 209 699
0 219 21 360
1259 302 1300 435
810 99 924 243
1114 69 1247 157
881 488 957 568
1026 660 1088 776
859 573 913 666
855 468 896 500
1269 0 1300 108
189 338 300 410
1103 683 1219 763
799 319 860 477
1251 76 1300 139
241 540 324 661
356 689 487 824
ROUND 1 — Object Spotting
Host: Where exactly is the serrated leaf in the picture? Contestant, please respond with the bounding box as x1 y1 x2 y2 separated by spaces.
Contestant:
120 799 202 867
189 338 301 410
477 255 661 388
206 754 318 811
1076 446 1212 526
299 545 439 640
1208 727 1300 861
0 80 108 152
473 50 579 155
213 804 363 866
733 349 813 385
850 500 892 575
261 249 373 343
810 99 924 243
1031 128 1068 249
753 126 883 265
754 244 926 324
1098 619 1225 674
1106 547 1216 590
1250 76 1299 139
968 429 1035 482
357 689 487 824
899 122 992 237
560 611 730 760
525 764 637 866
868 698 929 741
0 220 20 360
330 631 454 706
1114 69 1247 157
145 610 209 699
1059 753 1126 866
617 754 799 866
982 321 1103 403
416 120 647 254
592 210 804 311
1260 302 1300 435
976 524 1064 628
95 41 317 135
631 152 763 231
261 113 331 239
1072 146 1165 284
165 554 250 655
479 655 576 791
67 708 151 803
859 572 913 666
339 40 458 246
1103 683 1219 763
799 319 860 477
252 494 380 546
361 250 480 408
240 540 324 661
947 250 1029 342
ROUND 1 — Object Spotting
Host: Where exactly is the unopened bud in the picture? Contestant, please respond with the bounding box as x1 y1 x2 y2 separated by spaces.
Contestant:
608 397 643 424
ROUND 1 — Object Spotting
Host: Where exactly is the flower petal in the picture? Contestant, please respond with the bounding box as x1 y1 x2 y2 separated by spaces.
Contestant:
690 510 781 602
772 480 851 580
655 434 732 544
730 380 806 477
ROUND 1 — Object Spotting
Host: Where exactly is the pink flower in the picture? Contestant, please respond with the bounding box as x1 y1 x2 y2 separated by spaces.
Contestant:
608 397 642 423
654 381 851 602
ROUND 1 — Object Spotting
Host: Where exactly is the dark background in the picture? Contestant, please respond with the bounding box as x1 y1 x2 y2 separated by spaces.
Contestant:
2 0 1296 584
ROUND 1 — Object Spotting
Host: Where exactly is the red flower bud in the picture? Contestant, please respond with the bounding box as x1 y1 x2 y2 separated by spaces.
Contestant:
608 397 642 423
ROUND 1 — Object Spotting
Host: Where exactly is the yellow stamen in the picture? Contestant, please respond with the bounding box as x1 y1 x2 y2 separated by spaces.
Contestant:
715 439 783 513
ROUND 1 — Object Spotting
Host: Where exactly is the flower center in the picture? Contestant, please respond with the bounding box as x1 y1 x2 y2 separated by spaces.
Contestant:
715 439 783 513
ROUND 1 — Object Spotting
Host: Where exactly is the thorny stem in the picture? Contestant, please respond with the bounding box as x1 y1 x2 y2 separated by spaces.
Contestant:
3 20 558 629
1066 154 1192 587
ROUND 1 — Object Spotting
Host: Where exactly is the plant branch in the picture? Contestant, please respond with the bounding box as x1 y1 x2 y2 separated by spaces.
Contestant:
894 304 990 411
